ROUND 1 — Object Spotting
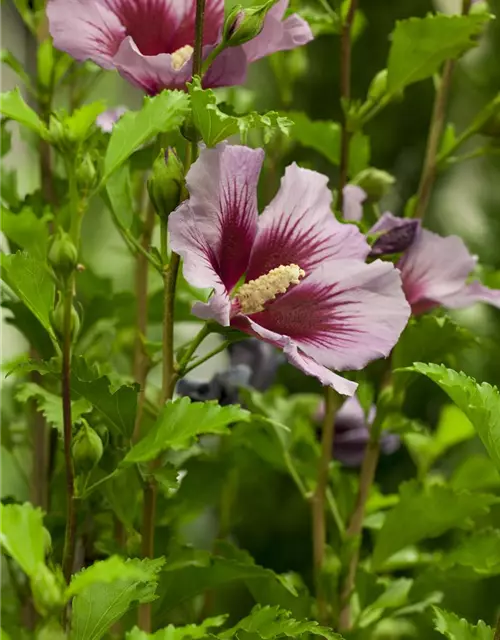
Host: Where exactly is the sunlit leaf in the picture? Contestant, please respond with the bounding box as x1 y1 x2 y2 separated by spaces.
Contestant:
0 503 46 577
433 606 493 639
0 88 46 136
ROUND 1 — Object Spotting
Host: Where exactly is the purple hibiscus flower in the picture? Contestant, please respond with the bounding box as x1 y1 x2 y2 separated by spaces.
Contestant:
168 143 410 396
371 213 500 315
47 0 313 95
95 106 127 133
316 395 400 467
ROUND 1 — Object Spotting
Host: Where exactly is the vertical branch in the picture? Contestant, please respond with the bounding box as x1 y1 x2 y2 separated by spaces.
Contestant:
132 199 157 443
337 0 358 210
413 0 472 220
312 391 338 624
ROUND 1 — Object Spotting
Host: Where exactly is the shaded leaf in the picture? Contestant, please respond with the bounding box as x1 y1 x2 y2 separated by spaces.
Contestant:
372 481 497 569
122 398 249 465
103 90 189 181
1 206 51 259
433 607 493 639
444 529 500 576
0 503 45 577
387 14 491 95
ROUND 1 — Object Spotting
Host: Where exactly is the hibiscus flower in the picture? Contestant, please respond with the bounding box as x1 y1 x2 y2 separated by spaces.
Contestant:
168 143 410 396
47 0 313 94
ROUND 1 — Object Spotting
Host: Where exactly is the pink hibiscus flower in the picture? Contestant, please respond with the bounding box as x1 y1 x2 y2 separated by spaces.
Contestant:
47 0 313 94
168 143 410 396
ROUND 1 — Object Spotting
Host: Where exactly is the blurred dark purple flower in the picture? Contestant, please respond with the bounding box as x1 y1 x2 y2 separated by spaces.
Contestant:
316 395 400 467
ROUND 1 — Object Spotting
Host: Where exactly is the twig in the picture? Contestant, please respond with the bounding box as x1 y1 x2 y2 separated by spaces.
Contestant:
311 389 338 624
337 0 358 210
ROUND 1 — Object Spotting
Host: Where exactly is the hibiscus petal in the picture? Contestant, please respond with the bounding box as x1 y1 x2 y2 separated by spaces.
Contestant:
247 164 369 280
203 46 249 88
47 0 125 68
242 0 313 63
343 185 367 222
231 316 358 395
95 106 127 133
247 259 410 371
397 228 477 311
438 280 500 309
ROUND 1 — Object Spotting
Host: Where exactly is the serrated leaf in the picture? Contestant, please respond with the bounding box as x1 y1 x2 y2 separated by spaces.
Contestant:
189 79 291 147
451 455 500 492
219 605 343 640
1 206 51 259
122 398 250 464
0 88 46 136
387 14 490 95
287 112 369 176
372 481 497 569
103 90 189 181
0 503 46 577
126 616 228 640
1 251 56 342
15 382 92 432
70 558 164 640
444 529 500 576
403 363 500 473
64 101 107 142
433 606 493 639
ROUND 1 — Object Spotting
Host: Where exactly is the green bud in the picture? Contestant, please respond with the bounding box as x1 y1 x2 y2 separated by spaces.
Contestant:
72 421 103 474
147 148 185 220
126 530 142 556
76 152 98 191
47 115 66 148
50 294 80 341
36 621 66 640
352 168 395 202
31 564 64 616
48 230 78 276
222 0 277 47
94 424 109 449
367 69 388 102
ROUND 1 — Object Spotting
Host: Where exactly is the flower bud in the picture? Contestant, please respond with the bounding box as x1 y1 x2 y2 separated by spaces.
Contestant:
369 219 419 258
50 294 80 341
31 564 64 616
76 152 98 191
367 69 388 102
36 621 66 640
47 114 66 148
72 421 103 474
48 230 78 276
147 148 185 220
94 424 109 449
222 0 277 47
352 168 395 202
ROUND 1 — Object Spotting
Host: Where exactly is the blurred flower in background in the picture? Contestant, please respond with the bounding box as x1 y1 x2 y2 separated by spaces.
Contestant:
95 106 127 132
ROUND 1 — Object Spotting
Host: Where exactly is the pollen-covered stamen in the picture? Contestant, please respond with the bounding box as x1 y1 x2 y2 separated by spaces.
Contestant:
236 264 305 315
171 45 193 70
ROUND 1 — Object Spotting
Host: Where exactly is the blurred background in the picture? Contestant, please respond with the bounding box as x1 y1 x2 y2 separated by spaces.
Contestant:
2 0 500 637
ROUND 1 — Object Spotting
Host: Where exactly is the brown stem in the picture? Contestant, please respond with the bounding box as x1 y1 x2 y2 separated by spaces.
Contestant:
132 199 157 443
192 0 207 79
61 283 76 586
413 0 471 220
337 0 357 210
312 389 338 624
494 616 500 640
338 417 382 631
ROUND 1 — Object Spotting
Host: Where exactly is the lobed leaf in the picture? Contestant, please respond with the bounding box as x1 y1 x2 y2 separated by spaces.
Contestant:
433 606 493 639
0 502 46 577
0 87 47 136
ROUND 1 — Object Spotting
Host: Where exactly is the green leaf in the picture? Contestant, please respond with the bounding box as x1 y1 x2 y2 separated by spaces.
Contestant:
0 88 46 136
105 163 135 229
103 90 189 181
70 558 164 640
402 363 500 473
219 605 343 640
1 251 56 342
433 607 493 639
126 616 228 640
1 206 51 259
1 118 12 157
451 455 500 492
387 13 491 95
372 481 497 569
189 79 291 146
444 529 500 576
0 503 45 577
392 315 476 388
0 50 34 91
65 101 107 142
287 112 369 176
15 382 92 432
122 398 250 465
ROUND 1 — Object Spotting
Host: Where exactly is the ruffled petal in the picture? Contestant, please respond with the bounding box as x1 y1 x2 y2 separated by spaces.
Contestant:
247 163 369 280
231 316 357 395
242 0 313 63
438 280 500 310
47 0 125 68
397 228 477 312
247 259 410 371
368 212 419 257
202 46 249 88
343 185 367 222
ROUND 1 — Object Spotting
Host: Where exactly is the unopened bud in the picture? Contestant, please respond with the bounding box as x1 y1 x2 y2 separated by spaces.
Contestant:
352 168 395 202
94 424 109 449
369 219 419 258
223 0 277 47
367 69 388 102
50 294 80 341
48 230 78 276
31 564 64 616
147 148 184 219
76 153 98 191
72 421 103 474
